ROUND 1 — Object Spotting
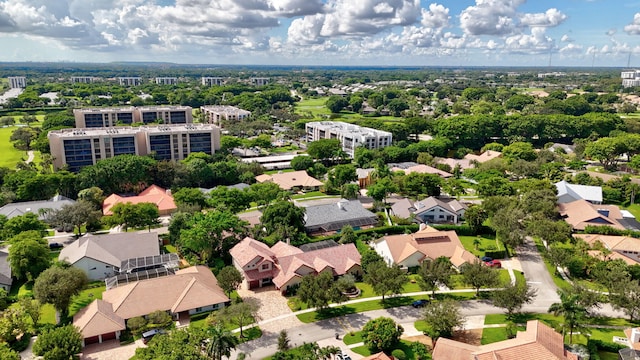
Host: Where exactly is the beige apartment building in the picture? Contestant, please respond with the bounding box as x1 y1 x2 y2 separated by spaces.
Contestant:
155 77 178 85
48 124 220 171
71 76 97 84
200 105 251 125
118 77 142 86
201 77 224 86
73 106 193 128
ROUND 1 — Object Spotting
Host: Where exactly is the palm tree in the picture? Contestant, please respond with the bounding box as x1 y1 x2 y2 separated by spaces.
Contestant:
548 290 590 344
205 324 239 360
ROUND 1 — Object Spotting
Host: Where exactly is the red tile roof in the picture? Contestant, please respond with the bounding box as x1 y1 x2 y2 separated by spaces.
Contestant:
102 185 176 215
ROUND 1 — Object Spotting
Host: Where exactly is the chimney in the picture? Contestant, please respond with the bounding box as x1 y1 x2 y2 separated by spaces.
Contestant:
632 328 640 343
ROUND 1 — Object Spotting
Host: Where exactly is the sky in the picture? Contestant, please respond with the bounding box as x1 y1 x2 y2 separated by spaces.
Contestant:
0 0 639 67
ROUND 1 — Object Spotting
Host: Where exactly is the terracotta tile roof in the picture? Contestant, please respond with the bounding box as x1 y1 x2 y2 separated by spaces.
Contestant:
229 237 277 268
464 150 502 163
361 352 393 360
255 170 323 190
558 199 625 231
273 243 361 288
73 299 125 339
433 321 574 360
437 157 473 170
102 185 176 215
376 226 475 268
59 232 160 268
391 164 453 178
100 265 228 320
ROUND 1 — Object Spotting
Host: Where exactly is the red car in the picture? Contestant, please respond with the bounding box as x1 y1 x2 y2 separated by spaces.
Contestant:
484 259 502 268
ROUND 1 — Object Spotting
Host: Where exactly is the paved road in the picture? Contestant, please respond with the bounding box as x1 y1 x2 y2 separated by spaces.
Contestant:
517 236 560 311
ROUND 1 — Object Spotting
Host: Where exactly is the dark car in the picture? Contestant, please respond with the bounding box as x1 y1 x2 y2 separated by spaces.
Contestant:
481 256 493 262
412 299 430 308
49 242 63 250
142 329 165 344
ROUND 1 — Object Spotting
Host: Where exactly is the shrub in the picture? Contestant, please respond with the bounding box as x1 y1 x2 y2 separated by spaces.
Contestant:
484 250 506 259
391 349 406 360
127 317 147 335
146 310 172 329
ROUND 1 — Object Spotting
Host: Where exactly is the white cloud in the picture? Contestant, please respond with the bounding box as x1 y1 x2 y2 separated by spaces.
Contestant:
519 8 566 27
504 27 554 54
561 34 572 42
459 0 524 36
421 3 449 29
625 13 640 35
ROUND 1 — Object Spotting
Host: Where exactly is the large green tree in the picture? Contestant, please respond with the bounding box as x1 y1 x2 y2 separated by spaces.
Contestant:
548 289 590 344
217 266 244 297
364 261 408 300
8 231 50 281
217 299 260 338
460 261 500 296
297 272 345 310
104 202 160 231
417 257 455 297
492 282 537 318
32 324 83 360
33 266 88 321
260 200 306 243
361 317 404 352
3 212 47 238
135 327 208 360
307 139 341 161
179 210 247 263
422 300 465 340
47 200 102 236
205 324 239 360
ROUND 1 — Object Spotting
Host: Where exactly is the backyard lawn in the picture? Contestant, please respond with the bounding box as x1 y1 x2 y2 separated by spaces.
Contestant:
0 126 29 168
459 235 501 257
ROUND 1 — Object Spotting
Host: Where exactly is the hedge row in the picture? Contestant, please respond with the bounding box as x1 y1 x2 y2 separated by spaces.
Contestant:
587 338 627 359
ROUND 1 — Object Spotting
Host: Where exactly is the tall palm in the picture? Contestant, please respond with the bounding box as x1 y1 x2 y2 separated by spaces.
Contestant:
548 290 589 344
205 324 239 360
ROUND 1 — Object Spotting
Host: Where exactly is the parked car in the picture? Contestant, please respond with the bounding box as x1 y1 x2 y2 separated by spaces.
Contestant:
342 354 352 360
142 329 165 344
412 299 430 308
484 259 502 268
481 256 493 262
49 242 63 250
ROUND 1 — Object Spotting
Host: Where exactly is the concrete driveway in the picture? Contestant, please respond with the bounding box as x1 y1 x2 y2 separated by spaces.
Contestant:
80 339 143 360
236 286 303 333
517 236 560 311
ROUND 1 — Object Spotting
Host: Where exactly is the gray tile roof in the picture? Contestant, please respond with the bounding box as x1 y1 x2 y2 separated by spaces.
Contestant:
0 196 75 220
304 199 377 232
59 232 160 268
0 251 12 287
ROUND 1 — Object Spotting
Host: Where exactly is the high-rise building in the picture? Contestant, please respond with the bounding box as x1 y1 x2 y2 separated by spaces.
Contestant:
305 121 393 157
622 70 640 88
48 124 221 171
201 77 224 86
8 76 26 89
73 106 193 128
71 76 97 84
201 105 251 125
250 77 269 86
118 77 143 86
155 77 178 85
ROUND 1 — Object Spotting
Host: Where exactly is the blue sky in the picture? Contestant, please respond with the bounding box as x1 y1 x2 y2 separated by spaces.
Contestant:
0 0 638 66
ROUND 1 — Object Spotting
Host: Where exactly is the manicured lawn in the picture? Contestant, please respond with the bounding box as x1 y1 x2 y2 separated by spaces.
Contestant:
569 328 626 345
40 304 57 325
624 203 640 220
459 235 500 257
351 340 416 357
291 191 330 199
0 126 29 168
69 285 105 317
481 327 509 344
414 320 428 332
265 168 295 175
485 312 639 328
162 244 177 253
343 331 363 345
599 351 621 360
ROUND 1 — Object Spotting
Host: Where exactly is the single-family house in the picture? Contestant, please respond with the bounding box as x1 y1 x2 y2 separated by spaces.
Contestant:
230 237 361 293
391 197 467 225
255 170 323 191
390 162 453 178
574 233 640 265
0 251 12 292
558 199 626 231
432 320 580 360
371 225 476 269
0 195 75 220
356 168 375 188
436 157 473 171
102 185 176 216
74 266 228 346
464 150 502 163
555 180 602 204
304 199 378 235
59 232 160 280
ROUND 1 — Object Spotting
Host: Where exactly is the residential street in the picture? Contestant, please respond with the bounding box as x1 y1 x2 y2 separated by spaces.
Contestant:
516 236 560 311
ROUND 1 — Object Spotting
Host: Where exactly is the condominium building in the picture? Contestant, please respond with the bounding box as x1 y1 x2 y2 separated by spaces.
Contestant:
73 106 193 128
305 121 393 157
201 105 251 125
201 77 224 86
8 76 26 89
118 77 142 86
250 77 269 86
48 124 221 171
155 77 178 85
71 76 97 84
73 107 136 128
136 106 192 125
622 70 640 88
142 124 221 162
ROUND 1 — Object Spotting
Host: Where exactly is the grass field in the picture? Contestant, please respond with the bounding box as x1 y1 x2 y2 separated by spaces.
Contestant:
0 126 29 168
295 97 405 122
68 285 106 317
351 339 416 357
459 235 500 257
